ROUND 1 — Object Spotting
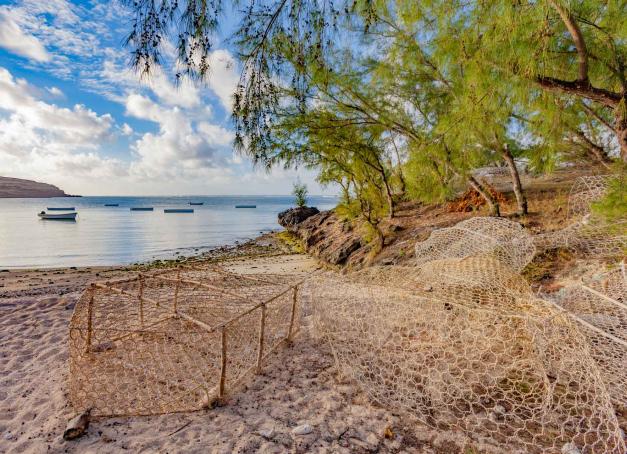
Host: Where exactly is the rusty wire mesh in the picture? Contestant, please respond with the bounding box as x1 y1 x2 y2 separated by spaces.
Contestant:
414 217 536 271
306 257 625 453
549 264 627 414
567 175 611 218
305 174 626 452
534 174 627 259
69 265 304 416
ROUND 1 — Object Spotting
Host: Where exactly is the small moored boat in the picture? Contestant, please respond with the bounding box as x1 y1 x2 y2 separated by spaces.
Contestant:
164 209 194 213
130 207 154 211
189 202 204 205
47 207 75 211
104 203 119 207
235 205 256 208
38 211 77 220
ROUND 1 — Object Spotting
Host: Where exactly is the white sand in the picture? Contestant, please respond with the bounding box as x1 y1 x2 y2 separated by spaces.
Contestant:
0 255 476 453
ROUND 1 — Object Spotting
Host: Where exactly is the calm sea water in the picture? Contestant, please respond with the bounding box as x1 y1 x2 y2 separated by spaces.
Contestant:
0 196 337 268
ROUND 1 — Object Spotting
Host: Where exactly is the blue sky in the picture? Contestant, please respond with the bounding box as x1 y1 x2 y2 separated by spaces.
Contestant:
0 0 329 195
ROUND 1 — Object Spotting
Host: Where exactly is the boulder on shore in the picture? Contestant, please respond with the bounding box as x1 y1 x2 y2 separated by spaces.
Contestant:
278 206 320 229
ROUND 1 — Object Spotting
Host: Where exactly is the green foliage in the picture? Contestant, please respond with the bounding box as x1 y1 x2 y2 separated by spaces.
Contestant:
292 182 308 207
591 167 627 222
276 231 306 253
123 0 626 246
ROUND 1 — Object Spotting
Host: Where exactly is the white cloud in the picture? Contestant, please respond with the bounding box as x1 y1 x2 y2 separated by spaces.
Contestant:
0 9 50 61
125 94 233 178
206 50 239 112
0 2 337 196
0 67 124 190
120 123 133 135
45 86 64 98
89 51 203 109
0 68 113 144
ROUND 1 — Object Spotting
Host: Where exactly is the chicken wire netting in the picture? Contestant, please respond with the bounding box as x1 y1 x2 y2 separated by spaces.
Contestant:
534 174 627 260
567 175 612 218
69 265 304 416
304 174 626 453
305 258 625 453
549 265 627 413
414 217 536 271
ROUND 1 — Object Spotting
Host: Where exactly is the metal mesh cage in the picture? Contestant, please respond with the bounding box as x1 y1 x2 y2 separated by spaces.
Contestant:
69 265 305 416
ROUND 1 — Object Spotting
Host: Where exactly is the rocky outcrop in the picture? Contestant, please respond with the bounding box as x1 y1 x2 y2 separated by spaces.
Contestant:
278 206 320 228
280 209 365 266
0 176 70 198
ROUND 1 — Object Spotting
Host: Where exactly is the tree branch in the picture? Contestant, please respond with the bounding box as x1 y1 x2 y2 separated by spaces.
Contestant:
535 76 621 107
548 0 588 82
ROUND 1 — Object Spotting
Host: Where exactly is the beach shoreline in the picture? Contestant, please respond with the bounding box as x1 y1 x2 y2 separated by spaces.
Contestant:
0 231 496 453
0 232 291 297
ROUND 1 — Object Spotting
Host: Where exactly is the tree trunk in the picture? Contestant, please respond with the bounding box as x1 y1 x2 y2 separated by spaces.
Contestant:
390 135 407 194
383 178 395 219
501 144 528 215
468 175 500 217
616 105 627 163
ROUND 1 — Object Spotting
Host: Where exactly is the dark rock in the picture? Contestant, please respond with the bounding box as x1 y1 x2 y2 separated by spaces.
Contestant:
283 209 367 266
63 409 91 440
328 237 362 265
277 206 320 229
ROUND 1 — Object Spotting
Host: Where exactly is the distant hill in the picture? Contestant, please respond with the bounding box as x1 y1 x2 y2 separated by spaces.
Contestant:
0 176 72 198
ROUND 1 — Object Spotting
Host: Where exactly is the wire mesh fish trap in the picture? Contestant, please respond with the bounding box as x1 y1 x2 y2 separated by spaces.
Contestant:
414 217 536 272
307 259 626 453
567 175 611 218
69 265 304 416
534 174 627 260
550 264 627 412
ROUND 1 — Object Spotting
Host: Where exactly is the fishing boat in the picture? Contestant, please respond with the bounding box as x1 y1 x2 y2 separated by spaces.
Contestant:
235 205 256 208
130 207 154 211
189 202 204 205
47 207 75 211
164 209 194 213
38 211 77 220
104 203 119 207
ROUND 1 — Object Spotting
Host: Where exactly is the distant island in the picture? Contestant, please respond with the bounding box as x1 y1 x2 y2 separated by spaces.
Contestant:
0 176 76 198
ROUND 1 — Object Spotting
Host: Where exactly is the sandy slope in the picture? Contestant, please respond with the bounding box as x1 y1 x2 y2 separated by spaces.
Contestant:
0 254 480 454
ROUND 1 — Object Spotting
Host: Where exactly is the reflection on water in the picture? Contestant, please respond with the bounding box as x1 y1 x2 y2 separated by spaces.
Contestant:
0 196 336 268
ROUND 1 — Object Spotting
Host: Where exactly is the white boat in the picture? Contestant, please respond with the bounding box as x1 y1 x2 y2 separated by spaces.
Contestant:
38 211 77 220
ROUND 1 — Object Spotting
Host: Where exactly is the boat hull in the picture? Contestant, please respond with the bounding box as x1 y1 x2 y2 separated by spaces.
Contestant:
38 212 77 220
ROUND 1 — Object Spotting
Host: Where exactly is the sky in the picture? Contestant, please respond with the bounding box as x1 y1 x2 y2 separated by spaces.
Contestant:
0 0 331 195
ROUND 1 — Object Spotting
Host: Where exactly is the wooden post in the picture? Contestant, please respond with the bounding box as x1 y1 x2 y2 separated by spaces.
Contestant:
173 268 181 314
218 327 227 398
287 285 298 340
138 274 145 328
256 304 266 372
85 286 95 353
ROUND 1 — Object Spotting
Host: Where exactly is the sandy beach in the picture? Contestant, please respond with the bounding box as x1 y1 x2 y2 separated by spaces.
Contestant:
0 237 484 454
